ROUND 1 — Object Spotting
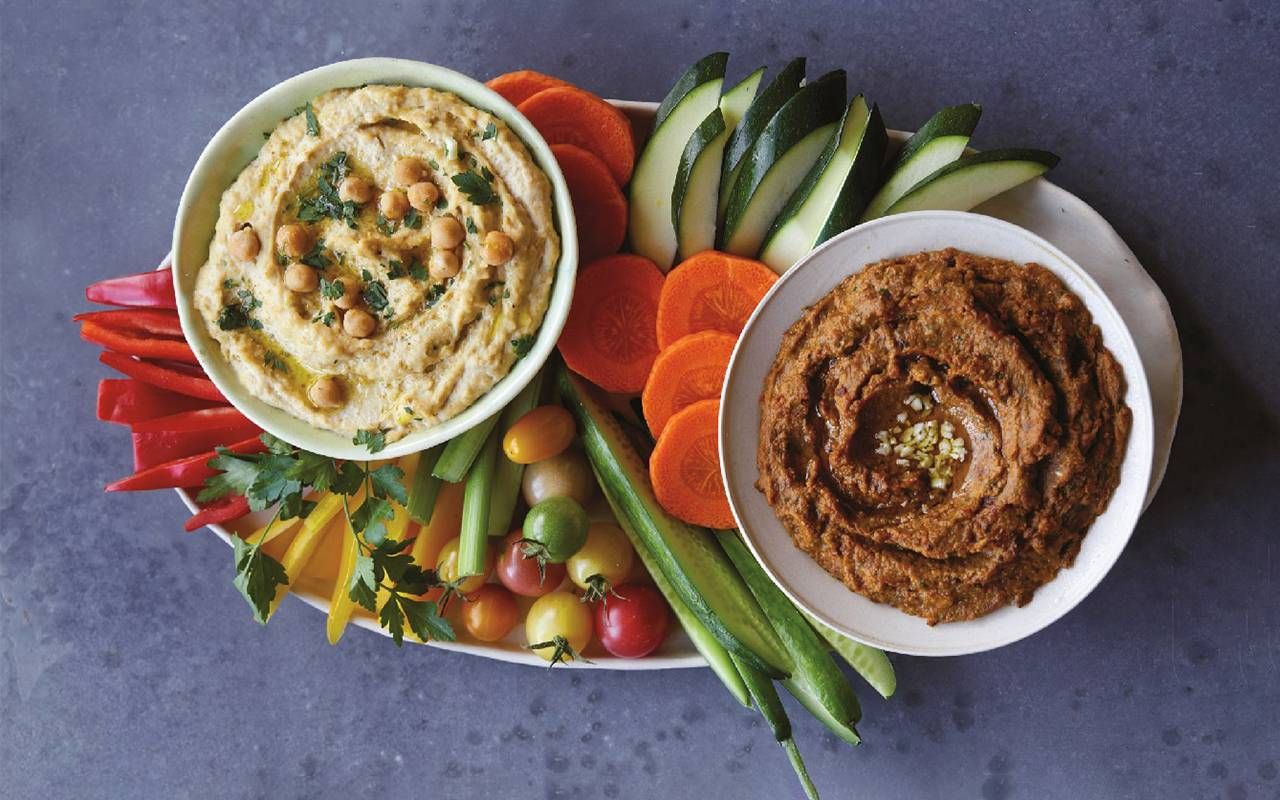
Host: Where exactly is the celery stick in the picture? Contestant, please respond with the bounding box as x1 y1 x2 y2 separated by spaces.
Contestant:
486 370 546 536
458 425 500 576
432 414 500 482
407 445 445 524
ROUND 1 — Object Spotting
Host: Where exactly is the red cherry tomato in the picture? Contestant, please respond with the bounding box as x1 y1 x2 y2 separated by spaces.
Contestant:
593 583 670 658
496 530 566 597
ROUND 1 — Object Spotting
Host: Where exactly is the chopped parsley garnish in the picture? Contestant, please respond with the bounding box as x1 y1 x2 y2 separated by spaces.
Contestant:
263 351 287 372
409 259 428 281
465 217 478 234
276 252 290 266
403 208 422 230
363 279 391 318
427 158 440 170
312 310 335 327
320 277 344 301
481 121 497 141
386 259 406 279
353 428 388 453
298 152 358 228
218 289 263 331
425 282 448 307
376 214 397 236
299 239 331 269
303 102 320 136
511 334 536 358
434 195 448 211
485 280 505 306
451 170 497 205
481 165 493 182
221 277 237 289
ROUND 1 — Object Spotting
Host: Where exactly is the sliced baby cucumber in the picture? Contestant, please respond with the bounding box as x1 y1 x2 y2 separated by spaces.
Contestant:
719 58 806 223
801 608 896 699
882 147 1060 215
730 652 820 800
861 102 982 220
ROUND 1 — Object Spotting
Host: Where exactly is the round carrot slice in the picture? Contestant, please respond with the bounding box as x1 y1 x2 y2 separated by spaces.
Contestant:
642 331 736 438
486 70 573 106
649 398 734 529
552 144 627 263
558 254 663 394
656 251 778 349
518 86 635 186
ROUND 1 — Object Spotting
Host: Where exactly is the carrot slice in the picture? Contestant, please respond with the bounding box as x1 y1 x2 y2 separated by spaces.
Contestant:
655 250 778 350
641 331 737 438
558 254 663 394
518 86 635 186
649 398 734 529
552 143 627 263
486 70 573 106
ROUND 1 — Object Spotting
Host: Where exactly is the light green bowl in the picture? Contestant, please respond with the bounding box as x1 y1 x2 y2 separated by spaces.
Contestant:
172 58 578 460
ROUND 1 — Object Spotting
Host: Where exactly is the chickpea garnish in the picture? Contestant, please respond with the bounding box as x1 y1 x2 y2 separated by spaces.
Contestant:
283 263 319 293
275 224 313 259
308 376 345 409
343 307 377 338
379 189 410 221
407 181 440 211
430 250 461 280
334 280 362 310
393 156 426 186
432 215 465 249
338 175 374 204
228 226 261 261
482 231 515 265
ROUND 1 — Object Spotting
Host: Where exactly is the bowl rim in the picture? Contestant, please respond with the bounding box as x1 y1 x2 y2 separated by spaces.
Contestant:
171 57 578 459
719 210 1155 656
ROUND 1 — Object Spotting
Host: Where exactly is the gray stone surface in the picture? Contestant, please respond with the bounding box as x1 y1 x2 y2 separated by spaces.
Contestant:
2 1 1278 798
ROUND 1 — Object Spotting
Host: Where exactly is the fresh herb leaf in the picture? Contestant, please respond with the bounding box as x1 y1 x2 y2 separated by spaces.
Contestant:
362 280 390 314
427 158 440 170
298 152 358 228
425 282 448 307
312 310 335 327
331 460 366 494
299 239 330 269
353 428 388 453
400 597 454 643
376 214 397 236
217 303 250 331
511 334 536 358
350 495 394 536
409 259 428 281
368 464 408 505
320 277 344 300
198 449 261 503
232 536 288 624
434 195 448 211
263 351 287 372
465 217 478 234
481 121 497 140
480 165 493 182
403 208 422 230
303 102 320 136
386 259 405 279
451 170 497 205
349 554 379 612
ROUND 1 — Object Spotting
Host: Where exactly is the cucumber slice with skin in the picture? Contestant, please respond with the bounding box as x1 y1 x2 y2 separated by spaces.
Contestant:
801 608 896 699
595 468 751 708
671 68 764 261
630 52 728 270
860 103 982 220
720 532 862 731
556 364 794 677
760 96 888 273
882 147 1060 215
718 58 806 224
729 653 821 800
721 70 847 257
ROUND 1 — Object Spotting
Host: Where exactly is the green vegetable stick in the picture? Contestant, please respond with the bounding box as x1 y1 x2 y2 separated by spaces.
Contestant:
432 413 500 482
458 425 500 576
730 652 820 800
801 608 897 699
486 370 545 536
406 445 444 525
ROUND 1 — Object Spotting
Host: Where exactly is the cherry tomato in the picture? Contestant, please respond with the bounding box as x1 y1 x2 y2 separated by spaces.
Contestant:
522 496 589 563
594 584 670 658
526 590 593 664
503 405 576 464
567 523 634 600
521 447 595 507
461 584 519 642
496 530 566 597
436 537 494 596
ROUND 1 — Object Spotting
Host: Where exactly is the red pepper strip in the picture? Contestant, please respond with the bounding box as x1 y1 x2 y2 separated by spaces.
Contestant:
86 268 177 309
100 351 225 402
74 309 184 338
184 494 252 532
129 405 253 434
132 415 261 470
107 435 266 492
97 379 222 425
81 320 198 363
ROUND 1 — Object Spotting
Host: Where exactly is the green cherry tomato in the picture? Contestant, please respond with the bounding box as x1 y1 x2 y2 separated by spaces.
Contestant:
522 496 589 564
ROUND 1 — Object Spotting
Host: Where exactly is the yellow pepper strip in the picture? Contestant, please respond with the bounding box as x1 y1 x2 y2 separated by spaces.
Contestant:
243 512 303 548
326 485 367 645
268 492 345 618
374 453 420 614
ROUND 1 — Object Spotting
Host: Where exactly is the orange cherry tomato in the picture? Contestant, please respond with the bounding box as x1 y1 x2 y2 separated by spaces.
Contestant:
502 405 576 464
462 584 520 642
436 537 494 595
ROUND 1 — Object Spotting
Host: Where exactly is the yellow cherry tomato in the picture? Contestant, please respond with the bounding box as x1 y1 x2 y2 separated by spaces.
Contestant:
462 584 520 642
525 590 593 664
436 537 494 595
566 523 635 599
502 405 576 464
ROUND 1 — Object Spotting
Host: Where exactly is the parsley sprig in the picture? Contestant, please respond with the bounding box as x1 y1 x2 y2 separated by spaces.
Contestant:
451 170 498 205
299 152 359 228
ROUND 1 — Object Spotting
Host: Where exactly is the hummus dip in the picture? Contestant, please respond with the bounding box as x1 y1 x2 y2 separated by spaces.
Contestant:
757 249 1131 624
194 84 559 443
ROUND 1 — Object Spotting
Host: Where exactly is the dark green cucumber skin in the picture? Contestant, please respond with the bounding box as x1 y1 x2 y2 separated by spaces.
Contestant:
555 365 790 678
731 652 791 742
905 146 1060 186
720 57 806 195
671 108 727 229
720 70 847 245
883 102 982 176
816 103 888 242
654 51 729 130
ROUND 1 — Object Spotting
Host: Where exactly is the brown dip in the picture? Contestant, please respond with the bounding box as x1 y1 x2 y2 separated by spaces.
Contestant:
756 248 1131 624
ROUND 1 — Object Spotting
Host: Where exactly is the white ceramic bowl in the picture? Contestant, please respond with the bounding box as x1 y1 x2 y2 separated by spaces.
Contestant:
720 211 1154 656
172 58 578 459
